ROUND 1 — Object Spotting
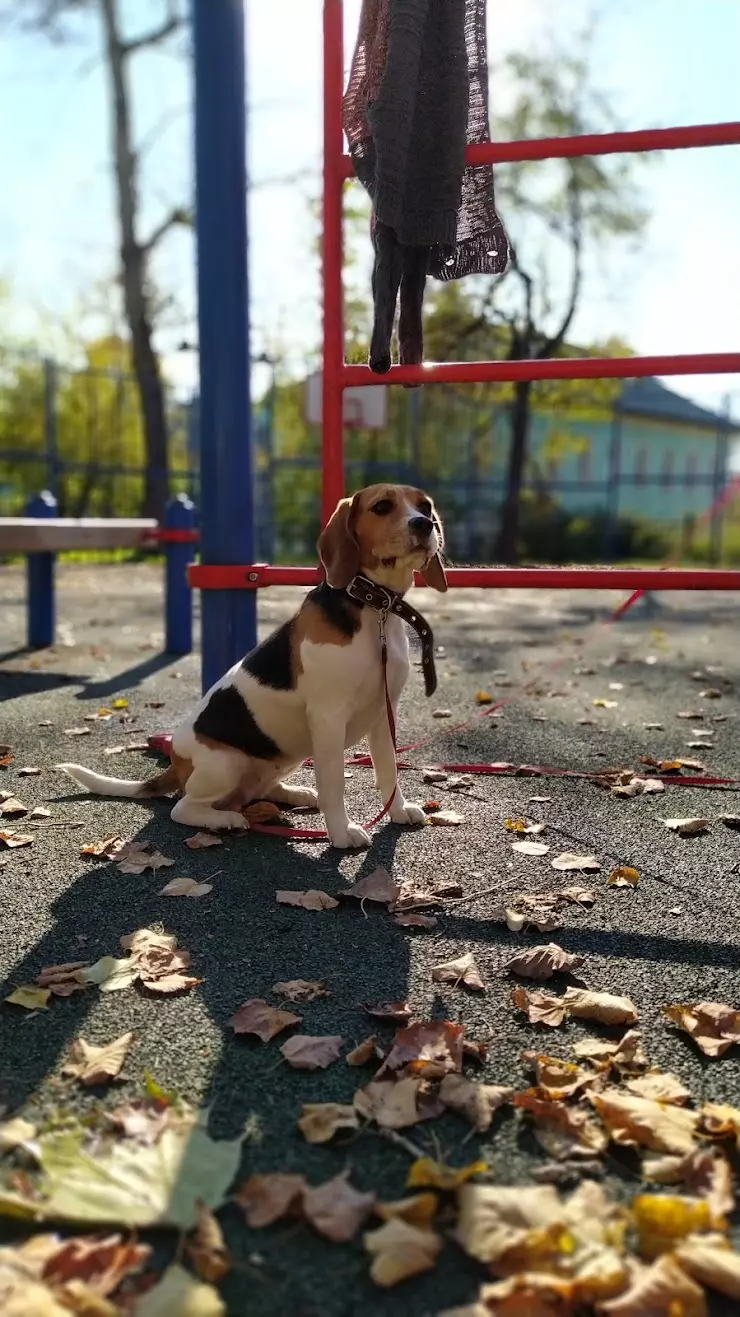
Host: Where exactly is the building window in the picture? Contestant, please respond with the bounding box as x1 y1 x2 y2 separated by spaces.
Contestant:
661 450 674 487
577 450 591 481
685 453 698 484
635 448 647 485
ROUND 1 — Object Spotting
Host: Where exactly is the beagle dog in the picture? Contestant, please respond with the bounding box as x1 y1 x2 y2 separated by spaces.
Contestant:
58 485 447 849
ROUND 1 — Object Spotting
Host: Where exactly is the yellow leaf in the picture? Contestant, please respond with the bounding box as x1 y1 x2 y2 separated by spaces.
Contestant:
675 1233 740 1300
609 866 640 887
475 690 493 704
133 1262 225 1315
375 1193 439 1227
112 698 128 710
632 1192 721 1259
5 985 50 1010
406 1157 487 1192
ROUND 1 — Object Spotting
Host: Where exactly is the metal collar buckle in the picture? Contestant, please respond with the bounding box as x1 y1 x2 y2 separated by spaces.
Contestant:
347 576 394 613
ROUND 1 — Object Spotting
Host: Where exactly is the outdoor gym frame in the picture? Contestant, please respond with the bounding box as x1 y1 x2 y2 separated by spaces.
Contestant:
190 0 740 693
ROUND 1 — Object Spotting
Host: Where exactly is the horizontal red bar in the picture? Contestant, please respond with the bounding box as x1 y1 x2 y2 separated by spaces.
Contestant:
143 528 200 544
341 353 740 388
340 121 740 178
189 564 740 591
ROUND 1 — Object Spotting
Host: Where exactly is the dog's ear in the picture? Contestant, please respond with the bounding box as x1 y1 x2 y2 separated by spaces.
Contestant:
318 494 361 588
421 507 448 592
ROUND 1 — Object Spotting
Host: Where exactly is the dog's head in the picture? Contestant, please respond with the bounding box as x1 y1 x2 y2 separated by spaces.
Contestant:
318 484 447 593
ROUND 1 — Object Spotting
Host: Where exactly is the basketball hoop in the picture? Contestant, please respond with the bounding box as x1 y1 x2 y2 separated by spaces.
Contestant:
305 370 387 430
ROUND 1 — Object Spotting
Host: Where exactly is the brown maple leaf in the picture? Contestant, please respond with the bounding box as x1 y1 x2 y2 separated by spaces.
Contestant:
279 1034 344 1070
230 998 301 1042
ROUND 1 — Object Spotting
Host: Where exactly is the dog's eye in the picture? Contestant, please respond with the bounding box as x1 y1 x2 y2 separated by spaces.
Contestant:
371 499 394 516
417 499 432 516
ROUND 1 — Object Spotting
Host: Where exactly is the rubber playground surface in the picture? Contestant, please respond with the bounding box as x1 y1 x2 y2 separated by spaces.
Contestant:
2 561 740 1314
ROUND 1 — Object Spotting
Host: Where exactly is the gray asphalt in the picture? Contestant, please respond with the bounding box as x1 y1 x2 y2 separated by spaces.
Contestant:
2 564 740 1315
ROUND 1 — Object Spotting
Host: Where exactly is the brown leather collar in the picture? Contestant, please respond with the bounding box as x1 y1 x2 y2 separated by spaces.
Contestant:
346 574 437 697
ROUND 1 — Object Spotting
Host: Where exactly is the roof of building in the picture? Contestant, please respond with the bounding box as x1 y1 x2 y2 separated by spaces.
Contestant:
617 377 736 432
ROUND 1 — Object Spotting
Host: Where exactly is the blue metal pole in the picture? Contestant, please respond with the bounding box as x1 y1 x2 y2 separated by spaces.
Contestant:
26 490 57 648
164 492 196 655
192 0 256 692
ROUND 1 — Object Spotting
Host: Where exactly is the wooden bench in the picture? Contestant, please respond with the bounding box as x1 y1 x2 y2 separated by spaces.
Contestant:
0 518 157 554
0 494 197 654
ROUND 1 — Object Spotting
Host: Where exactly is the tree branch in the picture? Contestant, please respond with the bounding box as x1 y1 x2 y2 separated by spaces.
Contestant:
122 8 182 57
538 176 583 360
143 206 191 254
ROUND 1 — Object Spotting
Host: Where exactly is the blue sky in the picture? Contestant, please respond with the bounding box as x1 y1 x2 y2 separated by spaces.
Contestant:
0 0 739 414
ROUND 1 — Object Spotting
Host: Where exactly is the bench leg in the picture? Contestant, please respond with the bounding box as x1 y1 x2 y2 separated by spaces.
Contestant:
165 493 196 655
26 491 57 649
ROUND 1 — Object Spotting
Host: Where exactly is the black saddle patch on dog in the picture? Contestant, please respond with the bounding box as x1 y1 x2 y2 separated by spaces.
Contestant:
308 583 362 639
242 620 294 690
194 687 281 760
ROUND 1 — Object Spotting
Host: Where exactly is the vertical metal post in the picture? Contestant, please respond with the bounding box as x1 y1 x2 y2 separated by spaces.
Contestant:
603 406 623 560
26 490 57 648
164 493 196 654
322 0 346 523
192 0 255 692
710 397 731 564
43 358 60 502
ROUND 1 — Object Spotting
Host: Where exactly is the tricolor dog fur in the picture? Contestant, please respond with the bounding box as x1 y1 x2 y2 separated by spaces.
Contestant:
58 485 447 849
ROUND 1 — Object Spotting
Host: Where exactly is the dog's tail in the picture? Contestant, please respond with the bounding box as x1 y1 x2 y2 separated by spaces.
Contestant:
56 762 179 799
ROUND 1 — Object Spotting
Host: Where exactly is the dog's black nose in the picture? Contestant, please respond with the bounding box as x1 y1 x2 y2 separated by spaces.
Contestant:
409 515 434 537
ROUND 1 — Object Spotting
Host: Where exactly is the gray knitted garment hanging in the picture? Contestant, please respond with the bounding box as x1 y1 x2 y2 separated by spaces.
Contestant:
343 0 510 280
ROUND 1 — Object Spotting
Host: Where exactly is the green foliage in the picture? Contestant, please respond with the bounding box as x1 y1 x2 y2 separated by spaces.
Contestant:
517 495 671 564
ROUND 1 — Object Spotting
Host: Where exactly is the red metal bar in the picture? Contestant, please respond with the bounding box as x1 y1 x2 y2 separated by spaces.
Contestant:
342 353 740 388
142 528 200 544
321 0 346 523
339 121 740 178
189 563 740 591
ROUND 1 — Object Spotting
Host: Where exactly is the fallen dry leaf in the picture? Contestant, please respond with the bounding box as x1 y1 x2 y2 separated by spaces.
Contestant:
563 987 638 1025
432 951 485 992
423 768 448 783
512 985 567 1027
4 984 50 1009
520 1052 597 1098
719 814 740 830
438 1074 513 1131
558 886 596 906
17 766 41 776
29 806 52 820
230 998 301 1042
664 1001 740 1058
428 809 465 826
272 979 328 1002
107 1097 173 1146
379 1019 464 1078
235 1172 305 1227
514 1087 609 1159
675 1233 740 1300
394 912 438 929
354 1075 440 1130
551 852 601 872
159 876 213 898
663 817 710 837
133 1262 226 1316
511 840 550 856
362 1001 413 1022
64 727 91 737
375 1192 439 1227
280 1034 344 1070
184 832 223 850
598 1252 706 1316
0 829 34 849
62 1030 135 1085
301 1170 376 1242
476 690 493 704
644 1148 735 1218
591 1088 700 1155
408 1157 487 1192
609 866 640 887
347 1035 382 1066
593 698 619 708
632 1192 719 1262
116 841 175 874
343 869 401 905
80 834 125 859
364 1217 442 1287
504 817 546 835
626 1072 693 1106
186 1200 232 1283
276 888 339 910
298 1103 359 1143
35 962 88 997
0 797 28 817
506 943 584 981
432 708 452 719
573 1029 647 1070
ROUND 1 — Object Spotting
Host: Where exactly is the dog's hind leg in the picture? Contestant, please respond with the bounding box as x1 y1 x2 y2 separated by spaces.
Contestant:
169 752 247 830
263 780 319 809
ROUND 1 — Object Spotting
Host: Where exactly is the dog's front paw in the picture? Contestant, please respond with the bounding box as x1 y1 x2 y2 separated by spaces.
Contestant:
330 822 371 849
390 800 427 827
219 811 251 830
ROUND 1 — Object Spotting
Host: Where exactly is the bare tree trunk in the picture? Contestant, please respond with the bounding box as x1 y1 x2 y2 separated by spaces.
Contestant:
99 0 169 520
497 379 531 563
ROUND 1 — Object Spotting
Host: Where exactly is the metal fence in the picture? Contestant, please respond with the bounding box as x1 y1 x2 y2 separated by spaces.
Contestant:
0 348 734 564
